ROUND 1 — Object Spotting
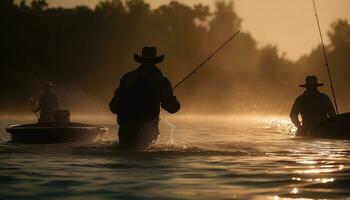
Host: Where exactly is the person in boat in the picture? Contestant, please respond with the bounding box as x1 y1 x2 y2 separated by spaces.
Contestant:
32 82 60 123
290 75 336 135
109 47 180 148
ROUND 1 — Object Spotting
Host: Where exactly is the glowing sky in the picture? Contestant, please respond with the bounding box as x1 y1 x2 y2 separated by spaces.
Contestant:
34 0 350 60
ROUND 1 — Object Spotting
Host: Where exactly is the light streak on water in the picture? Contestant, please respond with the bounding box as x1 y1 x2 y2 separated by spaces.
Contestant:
1 115 350 199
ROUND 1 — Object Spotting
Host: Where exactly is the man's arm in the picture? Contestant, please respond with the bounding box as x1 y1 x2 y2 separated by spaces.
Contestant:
109 87 121 115
34 96 45 112
109 76 126 115
32 100 40 113
324 95 336 117
290 96 302 129
159 78 180 114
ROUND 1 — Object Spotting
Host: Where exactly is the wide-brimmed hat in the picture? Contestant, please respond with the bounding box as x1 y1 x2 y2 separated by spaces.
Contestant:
300 75 324 88
134 47 164 64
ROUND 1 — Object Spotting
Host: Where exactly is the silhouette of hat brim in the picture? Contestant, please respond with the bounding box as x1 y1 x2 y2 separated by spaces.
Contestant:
299 82 324 87
134 54 164 64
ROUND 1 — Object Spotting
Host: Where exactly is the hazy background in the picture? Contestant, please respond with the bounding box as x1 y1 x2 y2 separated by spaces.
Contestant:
15 0 350 60
1 0 350 116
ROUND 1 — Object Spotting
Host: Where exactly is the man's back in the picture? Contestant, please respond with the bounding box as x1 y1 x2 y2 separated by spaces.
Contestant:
291 91 336 134
40 91 59 112
117 66 162 120
38 91 59 123
109 47 180 148
110 65 180 122
290 75 336 135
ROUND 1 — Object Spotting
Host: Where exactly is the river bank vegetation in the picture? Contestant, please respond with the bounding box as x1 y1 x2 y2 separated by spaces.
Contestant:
1 0 350 114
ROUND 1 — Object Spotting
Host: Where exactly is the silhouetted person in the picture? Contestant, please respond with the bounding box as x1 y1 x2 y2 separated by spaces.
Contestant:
33 82 60 123
290 75 336 135
109 47 180 148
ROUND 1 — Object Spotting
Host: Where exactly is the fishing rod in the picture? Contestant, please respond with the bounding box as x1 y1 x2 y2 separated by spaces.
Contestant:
173 30 240 90
312 0 339 114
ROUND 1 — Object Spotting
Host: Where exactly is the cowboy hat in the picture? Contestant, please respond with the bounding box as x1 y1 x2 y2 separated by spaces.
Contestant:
300 75 324 88
134 47 164 64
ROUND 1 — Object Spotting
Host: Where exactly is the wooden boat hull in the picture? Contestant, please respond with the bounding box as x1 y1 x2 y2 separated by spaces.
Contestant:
6 122 108 144
308 113 350 140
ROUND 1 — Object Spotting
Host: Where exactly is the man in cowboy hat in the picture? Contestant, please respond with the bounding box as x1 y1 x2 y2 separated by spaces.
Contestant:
33 81 60 123
290 75 336 135
109 47 180 148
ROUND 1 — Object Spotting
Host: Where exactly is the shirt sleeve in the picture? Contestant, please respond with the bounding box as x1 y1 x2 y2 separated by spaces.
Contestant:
109 77 125 115
159 78 180 114
324 95 336 117
290 96 302 128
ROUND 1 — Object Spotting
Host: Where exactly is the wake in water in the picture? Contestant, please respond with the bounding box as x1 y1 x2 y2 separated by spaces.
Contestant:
160 111 176 145
74 115 296 156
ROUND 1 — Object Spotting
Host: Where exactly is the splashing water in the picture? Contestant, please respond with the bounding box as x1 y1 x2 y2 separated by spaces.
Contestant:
1 116 350 200
160 111 177 145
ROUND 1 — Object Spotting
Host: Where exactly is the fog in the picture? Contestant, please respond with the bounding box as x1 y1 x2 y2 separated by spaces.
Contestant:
1 0 350 116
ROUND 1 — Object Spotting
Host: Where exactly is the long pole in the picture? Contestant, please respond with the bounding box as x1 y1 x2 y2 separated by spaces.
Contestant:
312 0 339 114
173 30 240 90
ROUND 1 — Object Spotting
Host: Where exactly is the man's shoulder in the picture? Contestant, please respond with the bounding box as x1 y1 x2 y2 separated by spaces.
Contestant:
319 93 331 100
40 92 57 102
123 69 138 77
121 69 138 81
147 67 168 80
295 94 304 101
120 66 170 85
145 66 163 79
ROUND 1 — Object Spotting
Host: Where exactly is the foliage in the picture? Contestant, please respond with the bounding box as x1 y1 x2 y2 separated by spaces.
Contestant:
1 0 349 114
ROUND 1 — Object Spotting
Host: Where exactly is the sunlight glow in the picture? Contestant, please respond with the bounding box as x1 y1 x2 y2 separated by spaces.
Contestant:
291 187 298 194
320 178 335 183
296 168 336 174
292 177 302 181
297 160 318 165
295 177 335 183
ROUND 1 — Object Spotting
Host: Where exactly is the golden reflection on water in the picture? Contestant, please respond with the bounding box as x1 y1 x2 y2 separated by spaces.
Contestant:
297 160 317 165
274 197 314 200
292 177 335 183
291 187 298 194
1 115 349 200
296 168 338 174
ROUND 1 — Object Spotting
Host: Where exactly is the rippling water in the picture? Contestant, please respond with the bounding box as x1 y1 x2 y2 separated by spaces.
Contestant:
1 115 349 200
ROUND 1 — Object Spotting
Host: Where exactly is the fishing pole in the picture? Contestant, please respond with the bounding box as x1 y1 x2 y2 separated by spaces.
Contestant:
312 0 339 114
173 30 240 90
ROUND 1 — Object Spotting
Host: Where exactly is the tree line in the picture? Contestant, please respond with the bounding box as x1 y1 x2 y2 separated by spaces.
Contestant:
1 0 349 114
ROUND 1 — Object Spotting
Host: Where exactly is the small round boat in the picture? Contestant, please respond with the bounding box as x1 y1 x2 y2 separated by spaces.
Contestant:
308 112 350 140
7 122 108 144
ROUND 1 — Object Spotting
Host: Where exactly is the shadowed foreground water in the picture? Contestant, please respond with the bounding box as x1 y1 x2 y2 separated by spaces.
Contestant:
0 116 349 200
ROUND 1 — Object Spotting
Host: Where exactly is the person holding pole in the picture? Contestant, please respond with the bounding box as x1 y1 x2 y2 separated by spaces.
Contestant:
32 82 60 123
109 31 240 148
109 47 180 148
290 0 340 136
290 75 336 135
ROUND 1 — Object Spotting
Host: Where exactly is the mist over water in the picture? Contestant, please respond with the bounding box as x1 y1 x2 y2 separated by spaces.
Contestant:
2 1 350 199
1 115 350 199
2 0 350 114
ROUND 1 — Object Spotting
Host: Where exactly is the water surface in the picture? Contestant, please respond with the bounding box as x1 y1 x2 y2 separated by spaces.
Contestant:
1 115 349 200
